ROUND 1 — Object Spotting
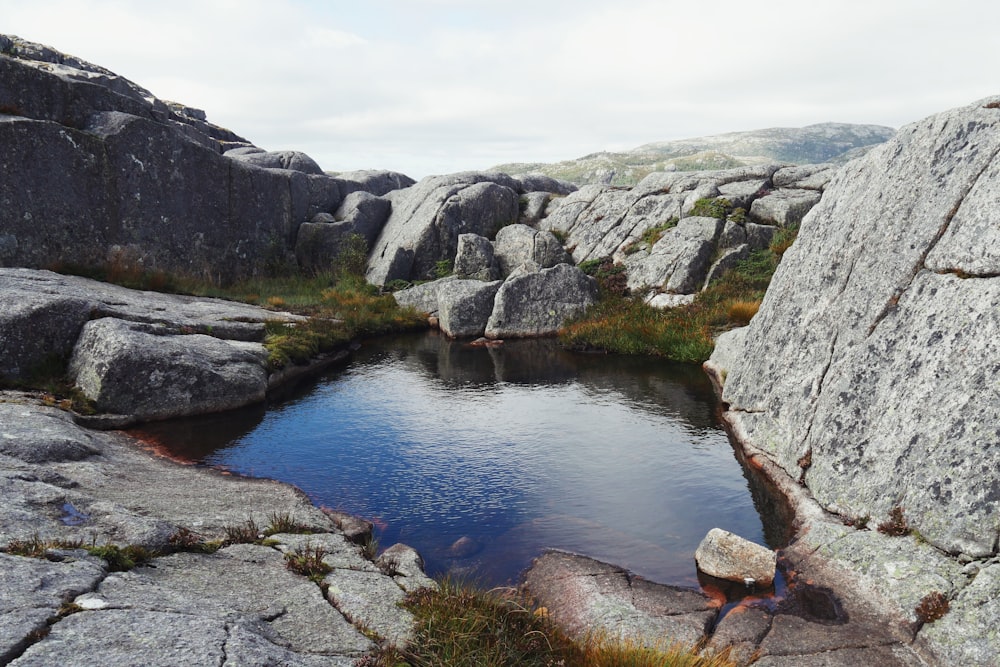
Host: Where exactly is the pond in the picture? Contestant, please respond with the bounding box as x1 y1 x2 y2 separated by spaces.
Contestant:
133 331 780 588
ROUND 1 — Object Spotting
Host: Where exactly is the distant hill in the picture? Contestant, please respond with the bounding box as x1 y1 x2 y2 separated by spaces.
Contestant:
493 122 895 186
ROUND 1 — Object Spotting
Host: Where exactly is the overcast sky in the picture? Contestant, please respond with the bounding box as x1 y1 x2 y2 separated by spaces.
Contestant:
4 1 998 178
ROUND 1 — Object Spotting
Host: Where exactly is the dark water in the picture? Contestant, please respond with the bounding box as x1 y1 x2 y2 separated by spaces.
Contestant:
134 332 775 587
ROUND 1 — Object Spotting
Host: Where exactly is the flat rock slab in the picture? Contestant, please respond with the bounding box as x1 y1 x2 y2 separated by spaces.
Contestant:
522 550 717 648
93 544 372 657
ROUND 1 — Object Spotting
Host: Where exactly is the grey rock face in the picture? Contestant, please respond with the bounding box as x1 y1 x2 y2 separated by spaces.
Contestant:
391 277 457 315
225 147 324 174
518 191 554 224
0 403 98 463
437 279 503 338
514 174 578 195
749 188 822 227
366 172 520 285
334 191 392 248
493 224 572 277
485 263 597 338
712 95 1000 664
69 318 268 421
624 216 723 294
295 192 390 272
694 528 775 586
453 233 498 281
336 169 416 196
523 550 716 649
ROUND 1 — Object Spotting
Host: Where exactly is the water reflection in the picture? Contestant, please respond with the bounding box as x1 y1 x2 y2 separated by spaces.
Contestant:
134 331 769 587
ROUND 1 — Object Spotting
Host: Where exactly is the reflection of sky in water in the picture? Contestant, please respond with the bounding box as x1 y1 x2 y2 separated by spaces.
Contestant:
156 334 765 587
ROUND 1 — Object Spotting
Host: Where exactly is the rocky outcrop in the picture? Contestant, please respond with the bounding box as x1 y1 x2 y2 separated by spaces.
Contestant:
366 172 523 285
694 528 776 586
706 95 1000 665
0 396 432 665
0 268 323 423
0 35 409 282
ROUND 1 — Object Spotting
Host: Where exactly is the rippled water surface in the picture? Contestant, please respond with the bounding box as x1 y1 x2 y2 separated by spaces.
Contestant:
137 332 772 586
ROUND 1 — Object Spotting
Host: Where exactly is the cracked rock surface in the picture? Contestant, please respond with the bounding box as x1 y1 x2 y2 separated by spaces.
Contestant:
0 397 433 666
708 95 1000 664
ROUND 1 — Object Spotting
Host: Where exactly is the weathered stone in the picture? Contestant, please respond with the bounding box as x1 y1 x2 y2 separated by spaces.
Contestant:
646 293 696 309
69 318 268 421
437 279 503 338
336 169 416 197
718 178 769 209
772 164 836 190
0 403 98 463
366 172 520 285
322 510 375 545
294 220 358 272
749 188 822 227
485 263 597 338
494 224 571 277
694 528 775 586
269 532 378 573
225 147 324 174
0 294 90 381
752 643 925 667
514 174 577 195
519 191 553 224
703 244 751 288
324 569 412 647
522 550 715 649
333 191 392 248
624 216 723 293
705 605 771 665
378 543 438 593
453 233 498 281
919 562 1000 665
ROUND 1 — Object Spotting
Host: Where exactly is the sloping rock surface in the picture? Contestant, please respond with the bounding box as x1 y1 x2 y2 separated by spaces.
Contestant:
709 95 1000 665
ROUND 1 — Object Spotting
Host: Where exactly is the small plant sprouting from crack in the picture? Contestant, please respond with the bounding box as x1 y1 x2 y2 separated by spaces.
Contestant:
877 506 910 537
284 544 332 583
915 591 950 624
224 518 264 545
265 512 314 536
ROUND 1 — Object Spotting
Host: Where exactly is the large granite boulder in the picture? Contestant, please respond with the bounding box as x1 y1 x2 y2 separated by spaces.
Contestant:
485 263 597 338
295 192 391 272
436 279 503 338
624 216 723 294
708 95 1000 664
336 169 416 197
453 233 498 281
493 224 571 277
224 146 325 174
69 318 269 421
366 172 520 285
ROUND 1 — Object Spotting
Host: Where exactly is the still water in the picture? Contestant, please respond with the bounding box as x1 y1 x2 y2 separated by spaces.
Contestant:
135 332 772 587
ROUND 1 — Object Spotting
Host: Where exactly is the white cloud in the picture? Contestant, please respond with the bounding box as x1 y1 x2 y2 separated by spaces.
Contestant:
2 0 999 177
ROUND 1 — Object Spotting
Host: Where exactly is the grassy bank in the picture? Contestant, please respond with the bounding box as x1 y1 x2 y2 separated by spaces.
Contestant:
560 226 796 363
366 579 737 667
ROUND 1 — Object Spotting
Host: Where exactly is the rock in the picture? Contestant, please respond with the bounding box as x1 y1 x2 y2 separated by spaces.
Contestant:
624 216 723 294
333 191 392 248
493 224 571 277
322 510 374 545
336 169 416 196
645 293 696 309
485 263 597 338
225 147 325 174
919 562 1000 665
694 528 775 586
518 191 554 224
749 188 822 227
69 318 268 421
453 233 498 281
0 292 90 381
772 164 836 190
436 279 503 338
0 552 106 664
703 243 751 288
366 172 520 285
715 95 1000 663
377 543 438 593
324 569 412 647
391 276 457 315
447 536 481 558
0 403 98 463
522 550 716 649
514 174 577 195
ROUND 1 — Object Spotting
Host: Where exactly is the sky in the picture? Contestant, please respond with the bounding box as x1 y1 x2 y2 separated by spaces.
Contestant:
3 1 998 178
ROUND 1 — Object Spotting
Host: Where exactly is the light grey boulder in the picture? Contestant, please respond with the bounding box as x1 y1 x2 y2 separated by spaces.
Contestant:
336 169 416 196
334 191 391 248
0 292 90 381
523 550 716 649
536 184 610 236
519 191 553 224
718 178 769 209
716 96 1000 661
225 147 324 175
514 173 577 195
646 293 696 309
703 244 751 289
0 403 98 463
772 163 837 190
391 275 458 315
295 192 390 272
485 263 597 338
624 216 723 294
494 224 571 277
366 172 520 285
437 279 503 338
453 233 498 281
745 222 778 250
324 569 412 647
749 188 822 227
69 317 268 421
378 543 438 593
694 528 776 586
